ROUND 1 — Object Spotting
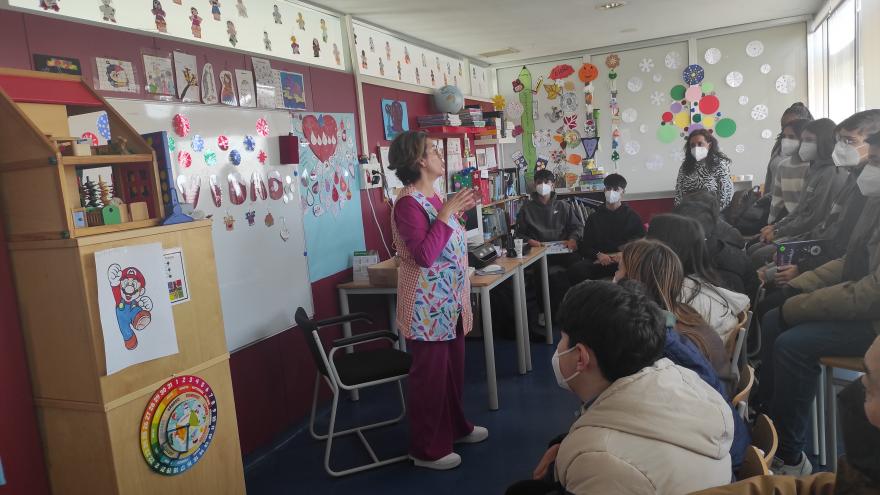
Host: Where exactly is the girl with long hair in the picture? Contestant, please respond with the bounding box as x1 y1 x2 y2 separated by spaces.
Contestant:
674 129 735 209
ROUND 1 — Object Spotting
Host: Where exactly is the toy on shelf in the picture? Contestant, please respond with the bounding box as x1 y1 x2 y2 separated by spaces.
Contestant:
0 68 166 240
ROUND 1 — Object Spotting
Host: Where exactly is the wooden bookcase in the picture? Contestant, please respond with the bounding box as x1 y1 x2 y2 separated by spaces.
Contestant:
0 70 245 494
0 68 165 241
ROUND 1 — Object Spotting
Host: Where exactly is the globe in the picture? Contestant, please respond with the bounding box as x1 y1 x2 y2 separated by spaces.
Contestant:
434 85 464 114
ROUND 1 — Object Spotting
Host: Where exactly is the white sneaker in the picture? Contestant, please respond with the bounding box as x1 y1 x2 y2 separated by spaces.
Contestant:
455 426 489 444
771 453 812 476
412 452 461 470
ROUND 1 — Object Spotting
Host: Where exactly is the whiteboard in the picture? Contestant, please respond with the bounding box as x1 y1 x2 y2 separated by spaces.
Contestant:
69 99 314 352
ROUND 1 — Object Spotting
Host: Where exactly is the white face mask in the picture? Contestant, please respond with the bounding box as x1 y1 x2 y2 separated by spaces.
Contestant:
536 183 552 196
798 142 818 162
780 138 800 157
833 142 866 168
552 345 580 391
857 164 880 197
692 146 709 162
605 189 621 204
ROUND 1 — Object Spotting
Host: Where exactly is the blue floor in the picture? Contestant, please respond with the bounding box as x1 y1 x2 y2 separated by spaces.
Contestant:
244 331 581 494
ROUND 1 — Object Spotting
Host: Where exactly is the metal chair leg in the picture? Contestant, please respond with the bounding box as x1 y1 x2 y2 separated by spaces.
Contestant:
824 365 838 472
817 370 826 466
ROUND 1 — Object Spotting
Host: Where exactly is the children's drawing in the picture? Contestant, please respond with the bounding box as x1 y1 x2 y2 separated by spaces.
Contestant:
95 243 178 375
382 99 408 140
99 0 116 22
279 71 306 110
143 54 175 96
235 69 255 107
95 57 138 93
201 63 218 104
173 51 199 102
189 7 202 38
151 0 167 32
235 0 246 17
219 70 237 106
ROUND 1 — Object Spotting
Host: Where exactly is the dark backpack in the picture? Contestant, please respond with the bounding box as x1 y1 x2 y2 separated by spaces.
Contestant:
724 187 769 236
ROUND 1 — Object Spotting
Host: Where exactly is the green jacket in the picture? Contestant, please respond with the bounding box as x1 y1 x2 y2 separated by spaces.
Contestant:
784 197 880 335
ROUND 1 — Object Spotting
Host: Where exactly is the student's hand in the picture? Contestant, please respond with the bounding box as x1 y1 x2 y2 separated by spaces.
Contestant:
759 225 775 243
608 252 621 263
563 239 577 251
775 265 800 285
527 239 541 248
595 253 613 266
438 189 477 223
533 444 561 480
757 267 767 284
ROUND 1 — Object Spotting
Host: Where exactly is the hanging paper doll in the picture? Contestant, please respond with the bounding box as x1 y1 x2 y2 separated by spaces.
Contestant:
421 53 426 67
396 61 402 81
173 0 181 4
296 12 305 30
40 0 60 11
263 31 272 50
272 4 282 24
446 62 451 75
189 8 203 38
226 21 237 46
99 0 116 22
435 56 440 71
235 0 247 17
151 0 167 32
360 50 367 69
385 41 391 61
209 0 220 20
332 44 340 66
312 38 320 58
290 36 300 54
264 210 274 227
458 62 463 77
369 37 375 53
415 67 420 85
378 58 384 76
430 69 435 86
320 19 327 43
443 73 448 86
404 47 410 64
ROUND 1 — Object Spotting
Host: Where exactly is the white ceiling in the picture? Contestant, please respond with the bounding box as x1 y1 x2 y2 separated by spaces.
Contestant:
312 0 822 64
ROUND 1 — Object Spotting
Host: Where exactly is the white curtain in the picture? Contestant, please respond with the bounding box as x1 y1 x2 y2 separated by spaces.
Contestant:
827 0 856 123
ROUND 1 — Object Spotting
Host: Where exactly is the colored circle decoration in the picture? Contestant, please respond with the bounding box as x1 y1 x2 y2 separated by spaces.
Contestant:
204 151 217 166
657 124 679 144
177 151 192 169
704 48 722 65
702 116 715 129
172 114 190 138
739 95 750 106
699 95 720 114
682 64 705 85
256 117 270 137
685 85 702 103
97 113 112 140
140 375 217 476
604 54 620 69
578 63 599 83
693 114 702 123
662 112 674 123
191 135 205 152
670 102 683 113
715 118 737 137
81 131 99 146
168 136 176 153
670 84 686 101
243 136 256 152
746 40 764 58
760 64 772 74
701 82 715 93
751 104 769 121
673 111 690 129
775 75 796 94
229 149 242 165
217 135 229 151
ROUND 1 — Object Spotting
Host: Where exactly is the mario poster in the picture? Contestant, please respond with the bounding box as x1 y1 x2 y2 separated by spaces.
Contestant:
95 243 178 375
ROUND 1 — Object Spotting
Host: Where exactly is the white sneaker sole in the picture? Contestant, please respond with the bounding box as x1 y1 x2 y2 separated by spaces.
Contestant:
411 453 461 470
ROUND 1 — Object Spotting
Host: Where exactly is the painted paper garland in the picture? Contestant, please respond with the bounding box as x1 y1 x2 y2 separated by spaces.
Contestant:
172 114 190 137
139 375 217 476
217 135 229 150
256 117 270 137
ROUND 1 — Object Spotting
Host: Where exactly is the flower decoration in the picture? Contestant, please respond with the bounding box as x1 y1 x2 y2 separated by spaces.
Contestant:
217 135 229 150
204 150 217 166
243 135 256 151
256 117 270 137
191 134 205 152
229 149 242 165
172 114 190 137
258 150 267 164
177 150 192 168
604 54 620 70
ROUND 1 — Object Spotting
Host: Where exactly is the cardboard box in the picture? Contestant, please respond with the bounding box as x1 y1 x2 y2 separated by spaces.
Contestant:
128 202 149 221
367 257 399 287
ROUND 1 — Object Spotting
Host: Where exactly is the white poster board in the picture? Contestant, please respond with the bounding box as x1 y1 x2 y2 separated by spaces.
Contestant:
95 243 179 375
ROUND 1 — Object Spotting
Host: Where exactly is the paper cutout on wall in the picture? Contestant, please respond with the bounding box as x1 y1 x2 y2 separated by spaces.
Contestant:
735 144 745 153
626 77 643 93
739 95 750 105
581 137 599 160
657 65 736 142
650 91 667 106
761 64 772 74
746 40 765 58
682 65 704 86
517 66 537 183
704 48 722 65
96 57 138 93
143 54 175 96
645 154 664 171
578 63 599 83
751 104 769 121
621 108 638 123
761 129 773 139
625 140 640 155
173 51 199 103
652 73 663 83
201 63 218 104
560 92 577 113
775 75 796 94
726 71 743 88
664 51 682 70
639 58 654 72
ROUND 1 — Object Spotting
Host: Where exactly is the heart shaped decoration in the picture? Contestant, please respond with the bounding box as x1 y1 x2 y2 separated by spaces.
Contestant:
301 114 338 163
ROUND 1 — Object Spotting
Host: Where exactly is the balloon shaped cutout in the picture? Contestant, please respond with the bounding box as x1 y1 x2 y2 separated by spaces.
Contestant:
699 95 720 114
685 85 702 102
670 85 686 101
673 111 690 129
657 125 679 144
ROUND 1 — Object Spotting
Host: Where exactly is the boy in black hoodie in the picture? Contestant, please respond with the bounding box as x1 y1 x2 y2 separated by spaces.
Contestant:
568 174 645 283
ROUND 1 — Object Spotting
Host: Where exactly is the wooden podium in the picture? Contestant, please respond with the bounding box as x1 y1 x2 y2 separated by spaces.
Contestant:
0 69 245 494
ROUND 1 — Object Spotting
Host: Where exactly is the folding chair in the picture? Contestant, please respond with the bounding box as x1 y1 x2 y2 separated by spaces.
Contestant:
732 365 755 420
751 413 778 466
729 311 752 386
295 307 412 477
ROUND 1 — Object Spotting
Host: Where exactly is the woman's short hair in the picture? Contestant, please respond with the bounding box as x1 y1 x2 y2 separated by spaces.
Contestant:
387 131 428 186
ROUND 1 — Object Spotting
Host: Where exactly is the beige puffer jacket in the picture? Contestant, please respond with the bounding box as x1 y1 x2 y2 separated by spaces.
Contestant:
556 358 734 495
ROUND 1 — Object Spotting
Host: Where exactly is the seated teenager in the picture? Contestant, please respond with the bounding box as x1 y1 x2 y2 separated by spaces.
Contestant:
750 118 847 268
754 132 880 476
690 335 880 494
617 239 729 384
567 173 645 283
674 191 758 296
766 118 812 224
509 281 733 495
648 214 750 345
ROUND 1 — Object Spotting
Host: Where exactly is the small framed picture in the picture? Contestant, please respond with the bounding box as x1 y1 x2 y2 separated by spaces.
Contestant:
72 208 88 228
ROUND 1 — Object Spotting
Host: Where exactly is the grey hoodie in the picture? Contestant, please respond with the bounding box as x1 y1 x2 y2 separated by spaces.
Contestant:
514 192 584 243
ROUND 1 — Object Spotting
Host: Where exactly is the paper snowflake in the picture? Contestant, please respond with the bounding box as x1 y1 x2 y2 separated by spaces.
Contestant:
168 136 176 153
639 58 654 72
204 151 217 166
650 91 667 106
625 140 640 155
258 150 267 164
191 134 205 152
229 149 242 165
665 51 682 70
243 136 256 151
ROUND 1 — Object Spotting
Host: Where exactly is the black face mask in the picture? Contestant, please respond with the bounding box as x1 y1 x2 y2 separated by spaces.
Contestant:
838 379 880 484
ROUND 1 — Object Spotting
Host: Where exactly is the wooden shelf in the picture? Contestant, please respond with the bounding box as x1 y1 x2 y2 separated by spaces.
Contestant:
482 195 525 208
420 126 496 135
475 137 516 145
71 218 160 237
63 153 154 166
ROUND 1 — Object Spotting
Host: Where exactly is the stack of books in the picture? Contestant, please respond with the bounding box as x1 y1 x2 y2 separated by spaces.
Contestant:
458 108 485 127
417 113 463 127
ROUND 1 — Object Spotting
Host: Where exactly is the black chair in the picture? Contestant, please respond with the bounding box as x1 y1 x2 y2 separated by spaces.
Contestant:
294 307 412 477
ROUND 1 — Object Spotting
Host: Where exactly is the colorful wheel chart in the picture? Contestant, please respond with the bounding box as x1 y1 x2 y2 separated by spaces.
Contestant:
140 375 218 476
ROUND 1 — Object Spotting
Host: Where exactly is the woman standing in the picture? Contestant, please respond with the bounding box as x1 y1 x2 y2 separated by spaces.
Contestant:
388 131 488 470
674 130 734 209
